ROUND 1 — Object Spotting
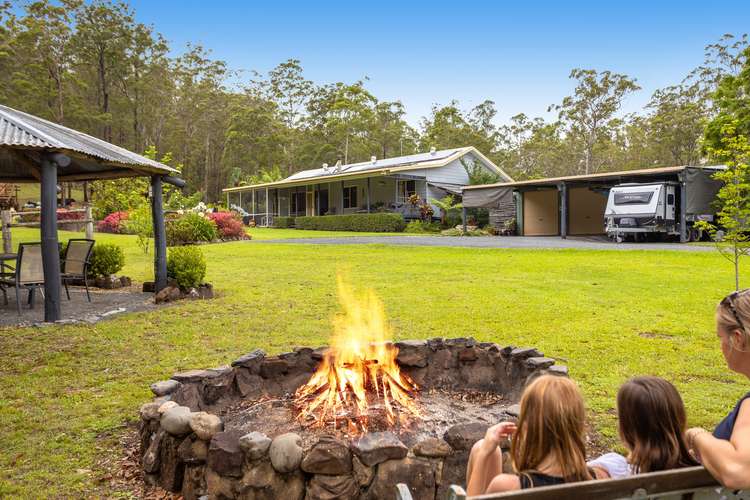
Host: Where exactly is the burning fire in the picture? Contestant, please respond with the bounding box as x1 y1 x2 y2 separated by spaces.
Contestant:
294 276 420 433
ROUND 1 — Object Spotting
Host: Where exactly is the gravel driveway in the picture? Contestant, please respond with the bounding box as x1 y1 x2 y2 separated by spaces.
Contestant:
254 235 714 252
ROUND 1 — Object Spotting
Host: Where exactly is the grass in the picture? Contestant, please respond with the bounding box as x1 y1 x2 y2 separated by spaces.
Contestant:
0 228 747 496
246 227 411 240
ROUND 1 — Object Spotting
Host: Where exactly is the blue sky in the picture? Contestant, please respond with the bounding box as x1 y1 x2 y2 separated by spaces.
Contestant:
128 0 750 127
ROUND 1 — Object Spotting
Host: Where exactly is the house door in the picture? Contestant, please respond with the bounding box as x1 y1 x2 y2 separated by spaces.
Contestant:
318 189 329 215
306 191 315 216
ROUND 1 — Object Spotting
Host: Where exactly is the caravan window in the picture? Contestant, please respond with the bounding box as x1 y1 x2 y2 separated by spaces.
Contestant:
614 192 654 205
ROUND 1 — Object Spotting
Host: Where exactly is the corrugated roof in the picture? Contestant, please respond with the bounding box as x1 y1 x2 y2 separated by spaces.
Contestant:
285 148 467 182
463 165 725 190
0 104 176 174
224 146 512 192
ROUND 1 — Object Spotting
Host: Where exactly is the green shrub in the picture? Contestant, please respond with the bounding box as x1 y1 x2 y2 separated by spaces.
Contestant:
440 227 489 237
88 243 125 277
124 203 153 253
404 220 441 234
274 216 295 228
294 213 405 232
166 212 219 246
167 246 207 289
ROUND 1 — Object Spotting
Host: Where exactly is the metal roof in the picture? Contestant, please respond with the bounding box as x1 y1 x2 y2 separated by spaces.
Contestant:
0 104 177 178
285 148 466 182
462 165 725 191
224 146 512 192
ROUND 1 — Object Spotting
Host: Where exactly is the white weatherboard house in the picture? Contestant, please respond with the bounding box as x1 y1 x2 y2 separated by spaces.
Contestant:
223 147 512 226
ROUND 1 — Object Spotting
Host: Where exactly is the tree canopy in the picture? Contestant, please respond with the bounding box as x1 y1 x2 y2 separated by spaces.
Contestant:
1 1 747 202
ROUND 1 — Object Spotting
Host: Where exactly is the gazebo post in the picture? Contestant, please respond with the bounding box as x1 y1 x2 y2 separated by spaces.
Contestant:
40 155 62 322
151 175 168 293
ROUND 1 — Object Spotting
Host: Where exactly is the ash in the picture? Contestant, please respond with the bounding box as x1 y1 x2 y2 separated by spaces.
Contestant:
220 388 513 448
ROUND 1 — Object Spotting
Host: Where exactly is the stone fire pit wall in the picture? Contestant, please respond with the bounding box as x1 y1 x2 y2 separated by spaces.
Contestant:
137 338 568 500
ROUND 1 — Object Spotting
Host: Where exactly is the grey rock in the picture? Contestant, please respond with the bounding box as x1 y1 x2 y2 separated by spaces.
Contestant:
161 406 193 435
396 340 429 368
234 368 264 399
143 429 164 473
506 403 521 418
158 400 179 414
547 364 569 376
178 435 209 464
231 348 266 371
239 460 305 500
172 367 231 383
190 412 223 441
159 433 186 491
351 431 407 467
269 432 304 473
412 437 452 458
366 456 436 500
140 402 161 421
260 357 289 379
510 347 543 359
182 464 207 500
525 356 555 369
150 379 181 397
301 435 352 474
352 456 374 487
443 422 488 451
208 430 245 477
238 431 272 460
307 474 358 500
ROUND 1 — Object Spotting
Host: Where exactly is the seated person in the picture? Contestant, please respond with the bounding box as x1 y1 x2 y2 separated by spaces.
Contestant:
686 290 750 490
465 375 593 493
589 376 697 479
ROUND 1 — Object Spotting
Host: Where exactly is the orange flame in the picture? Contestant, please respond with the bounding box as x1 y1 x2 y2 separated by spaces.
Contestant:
294 276 419 433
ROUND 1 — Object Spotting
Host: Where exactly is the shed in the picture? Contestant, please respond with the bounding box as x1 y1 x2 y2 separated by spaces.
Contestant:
0 104 184 321
462 165 724 241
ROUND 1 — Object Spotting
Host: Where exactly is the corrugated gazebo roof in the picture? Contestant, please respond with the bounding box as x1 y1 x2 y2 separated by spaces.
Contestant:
0 104 177 181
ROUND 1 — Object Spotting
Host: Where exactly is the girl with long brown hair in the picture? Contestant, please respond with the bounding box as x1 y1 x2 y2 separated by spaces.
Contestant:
596 376 698 476
466 375 593 493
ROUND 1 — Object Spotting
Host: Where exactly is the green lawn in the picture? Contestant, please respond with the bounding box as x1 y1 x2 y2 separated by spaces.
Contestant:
246 227 413 240
0 228 747 496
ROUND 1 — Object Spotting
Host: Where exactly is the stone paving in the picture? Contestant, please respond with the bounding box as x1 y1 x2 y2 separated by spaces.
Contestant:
0 285 157 327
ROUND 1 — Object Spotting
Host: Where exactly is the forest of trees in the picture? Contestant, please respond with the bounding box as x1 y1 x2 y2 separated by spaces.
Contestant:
1 1 748 202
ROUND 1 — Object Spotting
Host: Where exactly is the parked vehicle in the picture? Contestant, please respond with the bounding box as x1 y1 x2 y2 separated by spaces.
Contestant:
605 177 720 242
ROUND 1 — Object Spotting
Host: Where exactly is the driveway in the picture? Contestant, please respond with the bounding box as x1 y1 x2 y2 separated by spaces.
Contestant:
253 235 715 252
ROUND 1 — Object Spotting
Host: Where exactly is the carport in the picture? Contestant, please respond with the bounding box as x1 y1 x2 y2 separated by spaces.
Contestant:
462 166 723 242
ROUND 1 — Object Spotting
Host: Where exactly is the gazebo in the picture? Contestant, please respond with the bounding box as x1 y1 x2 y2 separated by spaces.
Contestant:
0 104 185 322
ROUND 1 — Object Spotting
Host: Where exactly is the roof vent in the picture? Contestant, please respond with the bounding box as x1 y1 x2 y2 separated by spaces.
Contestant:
370 155 377 164
322 163 329 174
430 147 436 155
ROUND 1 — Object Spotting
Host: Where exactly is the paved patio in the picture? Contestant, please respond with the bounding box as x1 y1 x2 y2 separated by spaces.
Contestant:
0 286 157 327
253 235 715 252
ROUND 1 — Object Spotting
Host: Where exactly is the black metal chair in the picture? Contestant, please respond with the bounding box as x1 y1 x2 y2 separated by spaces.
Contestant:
61 238 94 302
0 242 45 314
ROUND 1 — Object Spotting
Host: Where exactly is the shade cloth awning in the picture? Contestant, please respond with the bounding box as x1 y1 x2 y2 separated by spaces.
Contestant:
428 182 463 196
462 185 514 208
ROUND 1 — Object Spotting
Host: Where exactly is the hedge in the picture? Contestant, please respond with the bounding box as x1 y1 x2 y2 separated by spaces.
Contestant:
294 213 406 232
274 216 295 228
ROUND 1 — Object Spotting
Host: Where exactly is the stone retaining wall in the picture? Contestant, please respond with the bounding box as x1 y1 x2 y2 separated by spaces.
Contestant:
138 337 567 499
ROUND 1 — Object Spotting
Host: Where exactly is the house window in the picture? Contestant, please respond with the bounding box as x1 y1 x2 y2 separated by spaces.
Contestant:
398 180 417 200
343 186 358 209
291 191 306 215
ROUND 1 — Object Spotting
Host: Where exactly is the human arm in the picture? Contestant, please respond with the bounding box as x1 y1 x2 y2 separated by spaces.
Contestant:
689 398 750 490
466 422 517 495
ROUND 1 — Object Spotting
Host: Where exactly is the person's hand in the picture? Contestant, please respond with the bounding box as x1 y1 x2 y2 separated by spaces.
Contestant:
480 422 517 453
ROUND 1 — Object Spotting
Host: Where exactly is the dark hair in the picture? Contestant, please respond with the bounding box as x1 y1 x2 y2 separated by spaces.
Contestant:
617 376 698 473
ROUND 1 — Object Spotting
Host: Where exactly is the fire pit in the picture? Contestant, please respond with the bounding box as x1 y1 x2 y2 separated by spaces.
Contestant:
137 281 567 499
